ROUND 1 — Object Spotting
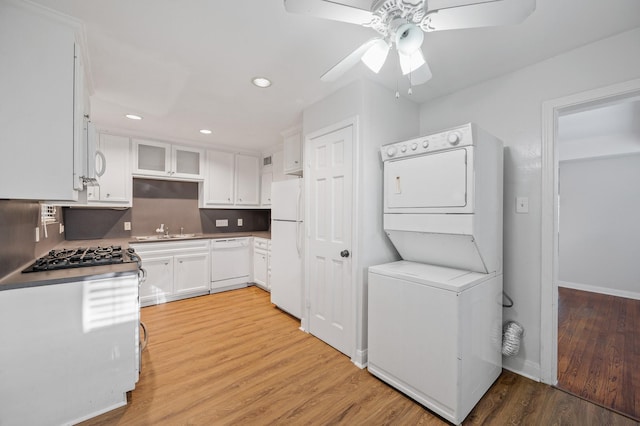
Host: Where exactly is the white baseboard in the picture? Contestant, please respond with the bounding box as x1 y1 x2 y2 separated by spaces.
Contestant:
558 280 640 300
352 349 367 369
502 358 542 383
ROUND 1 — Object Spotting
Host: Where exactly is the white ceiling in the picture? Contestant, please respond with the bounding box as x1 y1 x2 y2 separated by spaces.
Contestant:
30 0 640 152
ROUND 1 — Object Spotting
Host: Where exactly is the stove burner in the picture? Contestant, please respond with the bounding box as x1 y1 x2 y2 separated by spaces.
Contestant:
22 245 138 273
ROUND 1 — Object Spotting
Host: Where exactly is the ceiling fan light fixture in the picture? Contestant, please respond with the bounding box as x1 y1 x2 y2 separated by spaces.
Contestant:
395 23 424 55
399 49 426 75
361 39 390 73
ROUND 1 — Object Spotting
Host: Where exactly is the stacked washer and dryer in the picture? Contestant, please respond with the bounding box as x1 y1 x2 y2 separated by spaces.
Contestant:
368 123 503 425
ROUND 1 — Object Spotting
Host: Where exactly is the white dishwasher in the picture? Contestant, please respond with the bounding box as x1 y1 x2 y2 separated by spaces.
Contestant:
210 238 251 293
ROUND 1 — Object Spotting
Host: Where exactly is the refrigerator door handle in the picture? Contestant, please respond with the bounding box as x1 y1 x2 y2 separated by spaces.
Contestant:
296 221 301 257
296 185 302 222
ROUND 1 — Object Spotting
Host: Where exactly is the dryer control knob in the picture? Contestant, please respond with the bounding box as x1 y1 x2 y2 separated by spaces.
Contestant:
411 143 418 151
386 146 397 157
448 132 461 145
400 145 407 153
422 140 429 148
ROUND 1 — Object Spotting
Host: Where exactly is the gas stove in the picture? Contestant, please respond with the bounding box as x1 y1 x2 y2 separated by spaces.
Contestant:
22 245 140 273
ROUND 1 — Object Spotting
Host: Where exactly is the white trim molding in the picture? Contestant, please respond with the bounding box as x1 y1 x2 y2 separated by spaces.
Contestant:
558 281 640 301
540 78 640 385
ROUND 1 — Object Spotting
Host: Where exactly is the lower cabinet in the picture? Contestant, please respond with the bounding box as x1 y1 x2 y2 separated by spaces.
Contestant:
132 240 210 307
253 237 271 291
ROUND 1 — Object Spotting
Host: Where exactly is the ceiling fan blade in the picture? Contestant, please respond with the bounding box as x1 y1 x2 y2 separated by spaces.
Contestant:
408 61 433 86
398 49 426 75
423 0 535 32
321 38 381 82
284 0 373 26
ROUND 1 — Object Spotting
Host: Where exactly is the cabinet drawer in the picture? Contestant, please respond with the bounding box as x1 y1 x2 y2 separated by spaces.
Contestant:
131 239 210 255
254 238 269 250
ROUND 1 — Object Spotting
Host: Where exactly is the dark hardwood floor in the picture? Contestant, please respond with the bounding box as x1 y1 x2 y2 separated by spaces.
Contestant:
82 286 638 425
557 287 640 421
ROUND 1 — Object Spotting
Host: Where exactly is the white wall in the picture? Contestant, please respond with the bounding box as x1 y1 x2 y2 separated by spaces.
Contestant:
303 79 419 363
558 154 640 299
418 27 640 379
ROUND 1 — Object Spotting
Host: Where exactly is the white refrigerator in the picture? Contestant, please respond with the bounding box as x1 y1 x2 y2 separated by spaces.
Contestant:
270 178 303 319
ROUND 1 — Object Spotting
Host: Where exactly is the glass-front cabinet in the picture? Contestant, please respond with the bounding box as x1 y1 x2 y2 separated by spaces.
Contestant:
133 138 204 180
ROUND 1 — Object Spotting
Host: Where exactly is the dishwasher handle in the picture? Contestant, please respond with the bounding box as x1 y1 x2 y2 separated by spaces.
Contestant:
211 238 248 249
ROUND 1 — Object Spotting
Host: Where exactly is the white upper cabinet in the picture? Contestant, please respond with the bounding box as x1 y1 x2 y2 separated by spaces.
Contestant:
282 127 303 176
260 172 273 206
235 154 260 205
133 139 204 180
87 134 132 206
0 1 88 200
202 150 235 205
200 150 260 208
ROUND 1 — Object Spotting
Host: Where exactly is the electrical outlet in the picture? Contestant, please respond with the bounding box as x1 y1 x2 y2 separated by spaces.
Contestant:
216 219 228 227
516 197 529 214
35 227 39 242
237 218 243 226
124 221 131 231
59 223 64 234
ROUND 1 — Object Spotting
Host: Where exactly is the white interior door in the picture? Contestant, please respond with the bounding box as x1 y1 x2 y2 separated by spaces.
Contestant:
306 125 353 356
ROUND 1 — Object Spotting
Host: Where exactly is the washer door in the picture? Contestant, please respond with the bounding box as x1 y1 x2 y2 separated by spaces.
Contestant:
384 147 473 213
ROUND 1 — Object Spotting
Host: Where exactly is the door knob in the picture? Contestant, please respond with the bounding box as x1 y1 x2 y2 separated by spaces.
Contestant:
340 250 350 258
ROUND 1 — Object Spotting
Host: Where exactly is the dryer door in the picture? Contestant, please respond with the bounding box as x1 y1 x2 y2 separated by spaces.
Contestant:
384 147 474 214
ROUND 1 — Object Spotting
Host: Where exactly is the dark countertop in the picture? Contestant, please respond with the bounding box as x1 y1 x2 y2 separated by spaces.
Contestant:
0 231 270 291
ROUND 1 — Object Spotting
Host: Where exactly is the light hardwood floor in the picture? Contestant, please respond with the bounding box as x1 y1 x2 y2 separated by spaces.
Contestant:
82 286 638 425
557 287 640 421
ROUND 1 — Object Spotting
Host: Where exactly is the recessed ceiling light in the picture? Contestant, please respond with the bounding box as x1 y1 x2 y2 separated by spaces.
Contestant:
252 77 272 88
125 114 143 120
199 129 212 135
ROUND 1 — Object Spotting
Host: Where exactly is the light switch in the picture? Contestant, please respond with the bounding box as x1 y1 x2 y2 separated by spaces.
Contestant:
124 221 131 231
237 218 243 226
516 197 529 214
216 219 229 227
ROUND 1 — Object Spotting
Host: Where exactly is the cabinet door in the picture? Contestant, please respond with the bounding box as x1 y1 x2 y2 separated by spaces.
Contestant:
260 172 273 206
235 154 260 205
283 132 302 175
172 145 204 180
94 134 131 204
253 249 268 287
174 252 210 296
140 256 174 306
203 150 235 205
267 248 272 291
0 2 79 200
133 139 172 177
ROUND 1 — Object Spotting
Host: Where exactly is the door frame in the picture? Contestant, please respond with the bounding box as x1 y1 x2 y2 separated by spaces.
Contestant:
302 117 359 361
539 78 640 385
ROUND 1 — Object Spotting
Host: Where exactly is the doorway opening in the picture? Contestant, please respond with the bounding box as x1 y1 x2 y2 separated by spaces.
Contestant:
540 79 640 420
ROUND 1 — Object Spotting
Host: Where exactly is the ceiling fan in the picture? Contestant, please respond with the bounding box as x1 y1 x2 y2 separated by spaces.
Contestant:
284 0 536 88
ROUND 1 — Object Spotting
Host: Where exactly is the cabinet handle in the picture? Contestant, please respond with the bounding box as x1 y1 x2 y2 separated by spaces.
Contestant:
238 198 242 202
106 193 110 198
294 160 299 164
164 262 169 266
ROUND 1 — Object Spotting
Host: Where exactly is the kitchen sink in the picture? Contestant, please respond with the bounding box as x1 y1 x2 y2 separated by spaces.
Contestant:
134 233 198 241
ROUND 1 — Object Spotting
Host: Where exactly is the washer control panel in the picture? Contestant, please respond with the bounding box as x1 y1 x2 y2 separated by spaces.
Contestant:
380 124 473 161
